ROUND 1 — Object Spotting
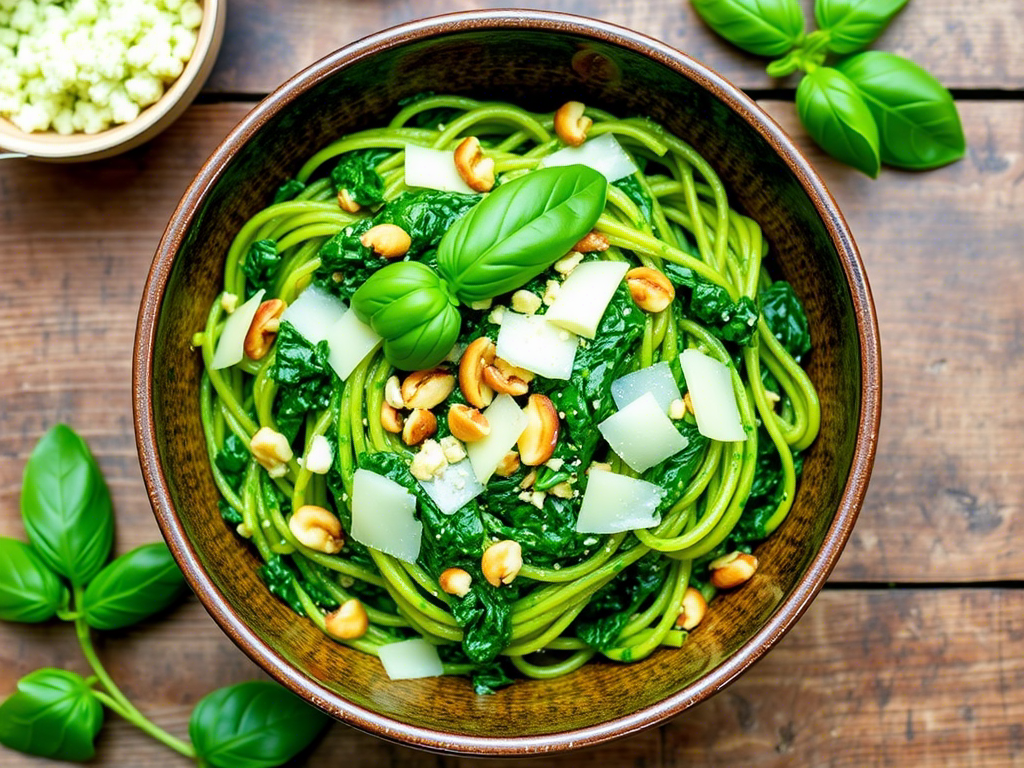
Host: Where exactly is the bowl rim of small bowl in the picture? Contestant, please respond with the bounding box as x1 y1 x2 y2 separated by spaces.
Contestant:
0 0 224 161
133 8 882 756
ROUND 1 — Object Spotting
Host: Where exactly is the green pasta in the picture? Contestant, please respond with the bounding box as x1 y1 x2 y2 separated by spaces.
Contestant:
194 95 820 691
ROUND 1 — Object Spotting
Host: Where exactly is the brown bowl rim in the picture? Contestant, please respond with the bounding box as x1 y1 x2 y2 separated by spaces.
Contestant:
133 8 882 756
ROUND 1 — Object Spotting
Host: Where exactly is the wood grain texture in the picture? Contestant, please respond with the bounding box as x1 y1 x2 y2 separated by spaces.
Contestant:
204 0 1024 94
1 101 1020 583
0 589 1021 766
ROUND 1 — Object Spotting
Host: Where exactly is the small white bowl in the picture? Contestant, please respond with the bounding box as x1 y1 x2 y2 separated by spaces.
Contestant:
0 0 225 162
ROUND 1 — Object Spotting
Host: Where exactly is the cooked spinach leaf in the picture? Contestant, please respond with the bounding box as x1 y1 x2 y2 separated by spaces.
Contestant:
270 322 334 441
728 427 804 546
663 263 759 346
481 492 590 568
316 189 478 301
574 552 668 651
357 451 514 664
242 239 282 298
613 174 653 225
258 555 339 615
760 281 812 362
273 179 306 204
642 421 709 513
217 500 243 526
214 433 248 493
329 149 391 206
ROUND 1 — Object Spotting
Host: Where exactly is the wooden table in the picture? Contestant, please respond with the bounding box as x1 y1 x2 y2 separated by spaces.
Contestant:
2 1 1021 765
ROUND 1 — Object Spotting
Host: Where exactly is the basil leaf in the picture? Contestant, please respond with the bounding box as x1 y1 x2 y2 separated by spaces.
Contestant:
836 51 966 170
81 542 188 630
691 0 805 57
0 668 104 762
20 425 114 586
190 681 331 768
437 165 608 303
0 537 67 623
815 0 909 54
352 261 462 370
796 66 880 177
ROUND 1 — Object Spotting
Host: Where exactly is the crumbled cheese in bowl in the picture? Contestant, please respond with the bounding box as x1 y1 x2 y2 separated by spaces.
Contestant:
0 0 202 134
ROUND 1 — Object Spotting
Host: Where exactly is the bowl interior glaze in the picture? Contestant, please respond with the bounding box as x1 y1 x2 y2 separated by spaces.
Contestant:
135 11 880 755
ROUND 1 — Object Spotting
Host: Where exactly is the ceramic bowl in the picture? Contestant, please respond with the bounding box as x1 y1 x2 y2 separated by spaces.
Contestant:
134 10 881 756
0 0 224 162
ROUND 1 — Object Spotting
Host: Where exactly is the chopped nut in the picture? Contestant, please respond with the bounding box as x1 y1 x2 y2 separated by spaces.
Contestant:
683 392 694 418
401 367 456 410
288 505 344 554
481 540 523 587
337 188 361 213
410 438 448 481
510 289 542 315
304 434 333 474
325 598 368 639
676 587 707 630
573 230 609 253
439 435 467 464
402 408 438 447
250 427 292 478
529 491 547 509
709 552 758 589
235 522 253 539
360 223 411 259
380 402 404 433
668 398 687 420
588 462 612 474
518 394 559 466
519 469 537 489
482 357 532 397
554 251 584 276
384 375 405 410
458 336 496 408
453 136 495 192
439 567 473 597
448 404 490 443
626 267 676 313
494 451 521 478
549 481 574 499
545 458 565 472
243 299 287 360
543 279 561 306
220 292 239 314
554 101 592 147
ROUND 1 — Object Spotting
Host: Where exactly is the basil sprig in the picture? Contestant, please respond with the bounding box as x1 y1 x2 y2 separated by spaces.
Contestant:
1 425 330 766
693 0 965 174
353 164 608 370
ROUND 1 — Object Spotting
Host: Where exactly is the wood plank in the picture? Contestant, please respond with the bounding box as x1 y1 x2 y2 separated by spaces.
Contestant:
205 0 1024 95
0 589 1020 766
1 100 1020 582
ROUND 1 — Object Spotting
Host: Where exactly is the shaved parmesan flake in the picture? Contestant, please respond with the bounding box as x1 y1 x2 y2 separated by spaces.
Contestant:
680 349 746 442
575 469 665 534
495 311 578 380
325 310 383 381
351 469 421 563
378 638 444 680
540 133 639 182
611 361 682 414
545 260 629 339
211 289 265 370
466 394 528 484
280 284 348 345
598 392 689 472
404 144 475 194
417 459 485 515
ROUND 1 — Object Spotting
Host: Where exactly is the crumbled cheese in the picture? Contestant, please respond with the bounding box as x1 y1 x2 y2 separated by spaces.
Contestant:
469 297 493 311
410 439 448 481
668 398 686 420
554 251 584 276
304 435 333 474
529 491 546 509
1 0 201 134
545 457 565 472
510 289 542 315
543 280 561 306
439 435 467 464
488 305 506 325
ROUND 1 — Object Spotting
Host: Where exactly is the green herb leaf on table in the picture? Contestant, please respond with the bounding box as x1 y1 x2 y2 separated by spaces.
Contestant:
437 165 608 303
20 424 114 587
0 537 68 623
796 66 881 177
690 0 805 57
814 0 909 54
0 668 104 762
189 681 331 768
81 542 189 630
836 51 966 170
351 260 462 371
